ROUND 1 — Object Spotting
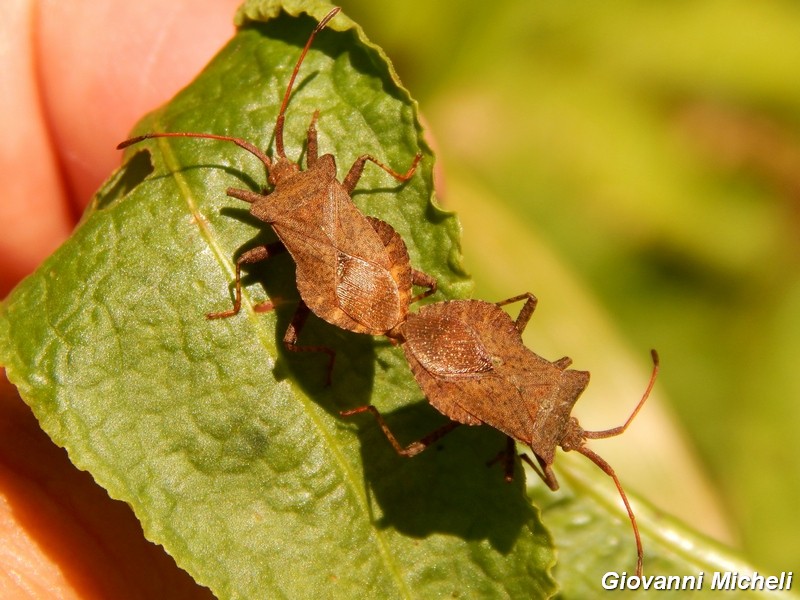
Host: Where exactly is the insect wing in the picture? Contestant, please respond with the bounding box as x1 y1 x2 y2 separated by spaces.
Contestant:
402 310 494 377
401 300 590 450
401 301 531 437
335 253 403 331
271 175 405 334
324 184 405 332
364 217 414 316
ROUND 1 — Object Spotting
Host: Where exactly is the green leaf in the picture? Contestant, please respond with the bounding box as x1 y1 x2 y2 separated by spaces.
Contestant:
0 1 555 598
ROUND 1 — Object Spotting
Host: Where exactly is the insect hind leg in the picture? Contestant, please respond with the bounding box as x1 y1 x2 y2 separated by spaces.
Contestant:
341 405 460 457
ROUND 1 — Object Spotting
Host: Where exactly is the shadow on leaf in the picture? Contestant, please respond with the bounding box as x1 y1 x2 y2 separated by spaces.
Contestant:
347 401 539 554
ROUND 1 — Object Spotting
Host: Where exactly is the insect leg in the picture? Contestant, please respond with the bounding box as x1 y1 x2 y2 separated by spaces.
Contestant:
206 242 285 319
410 269 437 303
488 438 561 488
341 152 423 194
226 187 268 204
283 301 336 385
553 356 573 369
340 405 460 457
486 436 519 482
306 110 320 167
516 452 561 492
495 292 539 333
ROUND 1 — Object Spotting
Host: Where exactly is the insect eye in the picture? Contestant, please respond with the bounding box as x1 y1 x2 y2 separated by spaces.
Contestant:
491 356 504 367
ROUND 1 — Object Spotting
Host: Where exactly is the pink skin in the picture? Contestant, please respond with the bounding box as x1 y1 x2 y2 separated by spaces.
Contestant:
0 0 239 298
1 1 237 597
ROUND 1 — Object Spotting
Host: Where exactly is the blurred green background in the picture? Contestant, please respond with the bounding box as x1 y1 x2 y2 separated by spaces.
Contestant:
337 0 800 573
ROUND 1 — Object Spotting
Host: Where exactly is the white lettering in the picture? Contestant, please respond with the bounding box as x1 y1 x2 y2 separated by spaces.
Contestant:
601 572 618 590
658 576 677 590
697 572 705 588
603 571 791 592
712 571 733 589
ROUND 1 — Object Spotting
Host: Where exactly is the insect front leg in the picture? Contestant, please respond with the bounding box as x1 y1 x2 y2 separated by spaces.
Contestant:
487 437 558 485
495 292 539 334
341 152 423 194
340 405 460 456
516 452 560 492
486 436 519 482
283 301 336 385
226 187 269 204
207 242 285 319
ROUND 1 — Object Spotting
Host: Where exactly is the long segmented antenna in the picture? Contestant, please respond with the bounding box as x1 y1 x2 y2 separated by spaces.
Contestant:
577 445 644 576
116 8 342 170
584 350 660 442
274 7 341 159
580 349 660 577
117 132 272 169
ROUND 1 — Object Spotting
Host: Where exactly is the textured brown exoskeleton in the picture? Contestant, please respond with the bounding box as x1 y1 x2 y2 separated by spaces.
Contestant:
342 293 659 575
117 7 435 381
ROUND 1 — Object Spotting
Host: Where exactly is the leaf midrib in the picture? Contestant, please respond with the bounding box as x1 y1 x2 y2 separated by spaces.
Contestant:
155 133 414 598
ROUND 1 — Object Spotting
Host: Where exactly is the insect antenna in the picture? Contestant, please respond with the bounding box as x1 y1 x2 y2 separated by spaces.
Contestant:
577 349 660 577
574 444 644 577
273 7 341 160
117 133 272 170
117 8 343 171
583 350 659 441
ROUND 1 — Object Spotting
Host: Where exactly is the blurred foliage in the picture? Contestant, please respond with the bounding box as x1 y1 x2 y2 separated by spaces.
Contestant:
338 0 800 574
